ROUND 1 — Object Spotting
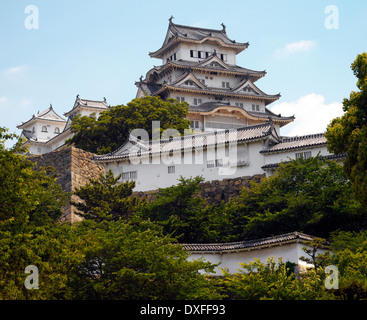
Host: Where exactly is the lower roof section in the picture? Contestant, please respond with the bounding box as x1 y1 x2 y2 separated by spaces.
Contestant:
182 232 319 254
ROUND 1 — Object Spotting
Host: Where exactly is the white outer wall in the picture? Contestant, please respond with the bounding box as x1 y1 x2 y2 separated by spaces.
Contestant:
187 243 329 275
105 141 331 192
263 146 332 166
105 140 267 192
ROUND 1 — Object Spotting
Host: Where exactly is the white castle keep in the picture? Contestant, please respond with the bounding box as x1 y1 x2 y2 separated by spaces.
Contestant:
18 19 344 192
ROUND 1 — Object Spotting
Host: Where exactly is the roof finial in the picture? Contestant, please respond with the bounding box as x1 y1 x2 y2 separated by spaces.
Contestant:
50 104 52 109
76 94 80 99
139 75 143 81
221 23 226 33
169 15 174 24
103 97 106 102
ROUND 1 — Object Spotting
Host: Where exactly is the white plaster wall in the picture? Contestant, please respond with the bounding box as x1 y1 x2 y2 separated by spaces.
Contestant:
23 121 65 142
106 139 267 192
187 242 330 275
171 43 237 65
263 146 331 166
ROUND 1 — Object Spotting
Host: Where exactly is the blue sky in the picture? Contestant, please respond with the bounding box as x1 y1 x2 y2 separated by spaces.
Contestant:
1 0 367 144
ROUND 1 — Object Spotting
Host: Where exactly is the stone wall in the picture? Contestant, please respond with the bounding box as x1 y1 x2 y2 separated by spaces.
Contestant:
132 174 265 205
28 146 105 223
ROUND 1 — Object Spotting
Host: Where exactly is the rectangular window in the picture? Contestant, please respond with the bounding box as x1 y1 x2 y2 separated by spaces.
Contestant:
168 166 175 174
190 50 194 57
296 151 312 160
198 51 202 58
194 99 198 105
252 104 255 111
190 120 199 129
215 159 223 167
198 99 202 104
256 105 260 111
122 171 138 181
206 160 215 168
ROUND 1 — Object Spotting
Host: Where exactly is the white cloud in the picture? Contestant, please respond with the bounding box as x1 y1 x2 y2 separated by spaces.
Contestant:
269 93 344 136
2 65 28 79
0 97 7 104
275 40 316 58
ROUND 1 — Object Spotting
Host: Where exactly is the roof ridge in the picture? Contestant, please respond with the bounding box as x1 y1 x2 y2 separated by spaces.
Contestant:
281 133 325 142
171 22 226 34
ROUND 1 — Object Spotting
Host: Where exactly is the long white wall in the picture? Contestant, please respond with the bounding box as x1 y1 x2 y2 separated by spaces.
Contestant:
187 243 329 275
105 140 266 191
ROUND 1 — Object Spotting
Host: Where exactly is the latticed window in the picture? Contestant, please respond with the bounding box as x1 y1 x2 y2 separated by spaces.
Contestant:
295 151 312 160
121 171 137 181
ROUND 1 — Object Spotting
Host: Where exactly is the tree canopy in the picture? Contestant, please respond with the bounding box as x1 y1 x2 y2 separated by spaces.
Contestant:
72 169 143 222
222 156 367 240
66 95 191 154
325 52 367 205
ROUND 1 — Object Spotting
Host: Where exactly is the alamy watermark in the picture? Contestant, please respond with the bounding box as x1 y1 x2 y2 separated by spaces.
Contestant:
127 121 239 176
24 5 39 30
325 265 339 289
24 265 39 290
324 5 339 30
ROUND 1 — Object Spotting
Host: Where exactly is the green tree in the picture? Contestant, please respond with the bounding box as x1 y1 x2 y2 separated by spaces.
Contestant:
0 127 67 231
325 52 367 205
67 96 191 154
0 223 86 300
300 237 332 271
66 218 220 300
140 176 215 243
329 230 367 299
220 257 333 300
225 156 367 240
72 169 143 222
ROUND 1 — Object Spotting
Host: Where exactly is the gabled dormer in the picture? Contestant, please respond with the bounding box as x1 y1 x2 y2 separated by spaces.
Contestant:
231 79 266 96
196 53 230 70
149 17 248 66
170 70 207 89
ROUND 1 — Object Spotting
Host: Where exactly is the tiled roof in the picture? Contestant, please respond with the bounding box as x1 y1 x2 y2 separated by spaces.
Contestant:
150 21 248 58
169 22 248 47
153 83 281 105
64 96 109 117
17 106 66 129
182 232 316 253
94 121 279 162
188 102 294 123
261 133 327 154
159 59 265 78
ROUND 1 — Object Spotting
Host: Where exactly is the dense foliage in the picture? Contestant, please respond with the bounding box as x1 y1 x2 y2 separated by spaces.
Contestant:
325 52 367 205
66 95 191 154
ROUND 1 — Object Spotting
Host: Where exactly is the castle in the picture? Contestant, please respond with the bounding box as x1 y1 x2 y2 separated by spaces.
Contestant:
18 19 344 192
17 19 339 273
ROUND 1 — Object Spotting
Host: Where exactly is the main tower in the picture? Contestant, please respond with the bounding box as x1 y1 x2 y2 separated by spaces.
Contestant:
135 17 294 134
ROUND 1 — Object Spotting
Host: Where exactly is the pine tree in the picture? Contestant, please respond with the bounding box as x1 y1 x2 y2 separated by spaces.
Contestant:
72 169 143 222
